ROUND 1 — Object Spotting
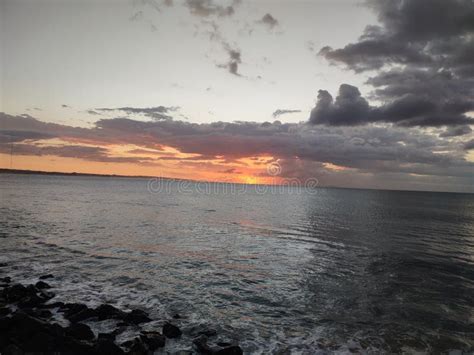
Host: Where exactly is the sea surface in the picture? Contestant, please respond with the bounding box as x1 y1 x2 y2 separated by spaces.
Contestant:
1 173 473 354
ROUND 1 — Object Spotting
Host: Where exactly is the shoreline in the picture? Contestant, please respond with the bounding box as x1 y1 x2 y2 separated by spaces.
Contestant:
0 269 243 355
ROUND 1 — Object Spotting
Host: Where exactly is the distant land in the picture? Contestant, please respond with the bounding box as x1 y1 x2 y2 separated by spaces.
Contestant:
0 168 162 180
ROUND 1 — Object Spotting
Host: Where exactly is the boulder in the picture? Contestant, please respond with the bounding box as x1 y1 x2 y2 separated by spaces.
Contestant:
140 331 166 350
163 322 182 338
35 281 51 289
0 307 10 316
67 308 97 323
214 346 243 355
1 344 23 355
95 339 125 355
96 304 125 321
66 323 95 341
124 337 148 355
98 332 116 341
60 303 89 318
124 309 151 324
193 335 213 354
39 274 54 280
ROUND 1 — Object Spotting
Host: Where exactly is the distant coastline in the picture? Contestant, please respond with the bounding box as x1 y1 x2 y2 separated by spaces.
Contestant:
0 168 158 180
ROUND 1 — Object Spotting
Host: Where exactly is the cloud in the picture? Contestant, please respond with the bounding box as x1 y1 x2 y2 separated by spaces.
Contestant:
310 85 371 126
216 45 242 76
317 0 474 127
221 167 241 174
439 125 472 138
95 106 179 120
258 13 278 29
309 84 474 127
2 111 473 193
185 0 239 17
272 109 301 118
0 143 154 164
464 139 474 151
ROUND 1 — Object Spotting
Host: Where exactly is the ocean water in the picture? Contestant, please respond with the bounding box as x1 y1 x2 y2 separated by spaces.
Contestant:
1 173 473 354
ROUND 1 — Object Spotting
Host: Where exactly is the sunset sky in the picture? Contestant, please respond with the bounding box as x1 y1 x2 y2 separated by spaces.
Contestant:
1 0 473 192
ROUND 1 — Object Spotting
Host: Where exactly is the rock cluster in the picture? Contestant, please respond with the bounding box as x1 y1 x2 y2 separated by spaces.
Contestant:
0 273 243 354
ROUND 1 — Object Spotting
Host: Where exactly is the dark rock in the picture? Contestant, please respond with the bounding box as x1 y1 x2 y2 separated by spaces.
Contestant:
0 307 10 316
67 307 97 323
193 335 213 354
35 281 51 289
3 284 29 302
98 332 116 341
163 322 182 338
66 322 95 341
1 344 23 355
0 263 7 268
124 337 148 355
173 313 181 319
217 342 232 347
0 315 13 332
23 308 52 319
36 309 53 319
140 331 166 350
0 277 11 283
4 284 53 308
40 301 64 309
39 274 54 280
38 290 55 300
96 304 125 321
17 294 45 308
22 330 55 352
124 309 151 324
60 303 88 318
95 339 125 355
214 346 243 355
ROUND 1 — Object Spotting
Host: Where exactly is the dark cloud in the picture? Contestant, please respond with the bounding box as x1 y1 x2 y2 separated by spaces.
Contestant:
185 0 239 17
310 85 371 126
272 109 301 118
95 106 179 120
258 13 278 29
217 46 242 76
439 125 472 138
0 143 154 164
309 84 474 127
317 0 474 127
0 130 53 144
464 140 474 151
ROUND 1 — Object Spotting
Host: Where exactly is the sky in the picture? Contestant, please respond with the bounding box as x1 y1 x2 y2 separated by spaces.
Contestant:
1 0 473 192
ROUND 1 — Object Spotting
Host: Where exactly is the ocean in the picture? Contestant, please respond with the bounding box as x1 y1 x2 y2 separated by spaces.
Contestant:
1 173 473 353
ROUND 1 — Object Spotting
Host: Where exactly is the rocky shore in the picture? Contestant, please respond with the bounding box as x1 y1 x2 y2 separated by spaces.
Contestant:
0 272 243 354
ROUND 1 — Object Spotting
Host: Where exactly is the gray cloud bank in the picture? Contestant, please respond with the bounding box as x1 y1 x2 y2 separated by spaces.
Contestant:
316 0 474 128
1 112 473 192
